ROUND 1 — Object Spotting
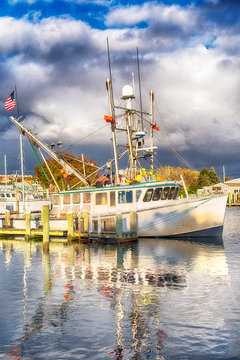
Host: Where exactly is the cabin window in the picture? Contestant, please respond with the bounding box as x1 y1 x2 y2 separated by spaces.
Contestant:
0 194 5 198
63 194 70 204
161 187 170 200
173 187 180 199
168 187 177 200
73 193 80 204
110 191 116 207
143 189 153 202
52 195 60 205
118 190 133 204
152 188 163 201
6 194 11 198
136 190 142 202
83 193 91 203
96 192 108 206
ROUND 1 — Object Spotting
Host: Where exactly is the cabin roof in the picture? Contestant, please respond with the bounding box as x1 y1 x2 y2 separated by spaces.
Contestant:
59 180 181 195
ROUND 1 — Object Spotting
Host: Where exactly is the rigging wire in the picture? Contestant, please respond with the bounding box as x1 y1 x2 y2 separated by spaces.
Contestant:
62 124 109 152
154 100 196 171
61 153 99 169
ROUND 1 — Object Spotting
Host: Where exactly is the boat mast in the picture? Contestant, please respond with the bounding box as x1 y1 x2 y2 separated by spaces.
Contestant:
149 90 154 175
15 85 25 207
4 155 7 185
136 47 143 131
106 38 120 185
122 85 135 179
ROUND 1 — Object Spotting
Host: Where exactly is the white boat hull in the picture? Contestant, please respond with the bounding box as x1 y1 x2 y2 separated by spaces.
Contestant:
136 195 227 238
0 199 51 214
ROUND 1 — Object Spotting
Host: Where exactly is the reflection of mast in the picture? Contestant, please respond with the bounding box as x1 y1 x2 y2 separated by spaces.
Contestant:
116 293 124 354
23 243 32 327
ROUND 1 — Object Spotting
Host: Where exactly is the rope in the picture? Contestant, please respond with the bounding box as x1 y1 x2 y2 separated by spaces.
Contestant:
29 141 49 182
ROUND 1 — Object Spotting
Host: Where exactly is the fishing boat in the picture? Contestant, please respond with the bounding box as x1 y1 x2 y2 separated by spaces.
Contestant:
9 70 227 238
51 81 227 237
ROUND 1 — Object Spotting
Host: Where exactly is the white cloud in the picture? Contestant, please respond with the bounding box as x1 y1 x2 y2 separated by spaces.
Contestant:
105 2 197 32
0 7 240 171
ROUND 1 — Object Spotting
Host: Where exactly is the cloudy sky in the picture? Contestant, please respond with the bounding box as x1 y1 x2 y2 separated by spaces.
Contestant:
0 0 240 178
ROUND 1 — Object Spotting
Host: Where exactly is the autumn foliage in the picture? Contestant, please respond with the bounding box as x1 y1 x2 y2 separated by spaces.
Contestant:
157 166 220 194
34 151 98 190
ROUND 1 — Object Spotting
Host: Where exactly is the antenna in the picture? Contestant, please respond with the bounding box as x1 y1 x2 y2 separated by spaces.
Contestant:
132 72 135 96
107 37 114 108
137 47 143 131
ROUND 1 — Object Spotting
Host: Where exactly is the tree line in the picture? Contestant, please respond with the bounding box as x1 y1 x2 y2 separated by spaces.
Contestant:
33 150 223 195
157 166 222 195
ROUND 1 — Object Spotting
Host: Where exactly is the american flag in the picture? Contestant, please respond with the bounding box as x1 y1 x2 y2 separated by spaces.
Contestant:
5 91 16 111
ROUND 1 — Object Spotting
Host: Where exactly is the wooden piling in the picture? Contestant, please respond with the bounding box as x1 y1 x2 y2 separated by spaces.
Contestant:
228 193 231 207
78 213 82 240
82 211 89 233
97 215 101 242
42 205 50 252
234 192 237 205
67 212 74 242
25 212 31 241
130 211 137 236
5 210 11 227
116 213 123 245
15 188 19 213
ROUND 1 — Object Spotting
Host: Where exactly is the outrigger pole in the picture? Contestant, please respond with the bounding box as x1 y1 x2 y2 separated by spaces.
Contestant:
9 116 89 186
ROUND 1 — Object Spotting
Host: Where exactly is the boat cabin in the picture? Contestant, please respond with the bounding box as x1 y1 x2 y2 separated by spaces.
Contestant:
51 181 181 218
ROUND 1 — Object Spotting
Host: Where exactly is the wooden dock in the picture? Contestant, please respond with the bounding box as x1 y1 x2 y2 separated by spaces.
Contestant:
227 193 240 207
0 206 138 247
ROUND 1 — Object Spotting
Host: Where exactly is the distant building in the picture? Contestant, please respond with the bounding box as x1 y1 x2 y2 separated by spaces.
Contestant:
197 178 240 200
0 174 45 194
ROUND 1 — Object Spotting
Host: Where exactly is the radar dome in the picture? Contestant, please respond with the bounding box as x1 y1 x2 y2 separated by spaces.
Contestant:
122 85 134 99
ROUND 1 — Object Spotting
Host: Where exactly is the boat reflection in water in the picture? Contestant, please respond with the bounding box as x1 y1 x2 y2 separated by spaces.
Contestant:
0 237 230 360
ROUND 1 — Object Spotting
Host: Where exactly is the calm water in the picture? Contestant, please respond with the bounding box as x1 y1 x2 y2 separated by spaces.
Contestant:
0 208 240 360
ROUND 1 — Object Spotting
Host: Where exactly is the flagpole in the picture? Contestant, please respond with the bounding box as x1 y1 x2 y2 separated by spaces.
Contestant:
15 85 25 210
15 85 20 118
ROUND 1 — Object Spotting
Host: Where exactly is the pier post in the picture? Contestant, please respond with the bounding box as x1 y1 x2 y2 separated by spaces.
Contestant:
130 211 138 237
78 213 82 241
42 205 50 253
82 210 89 238
97 215 101 242
116 213 123 245
15 188 19 213
5 210 11 227
25 211 31 241
234 192 237 205
67 212 74 242
228 193 231 207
